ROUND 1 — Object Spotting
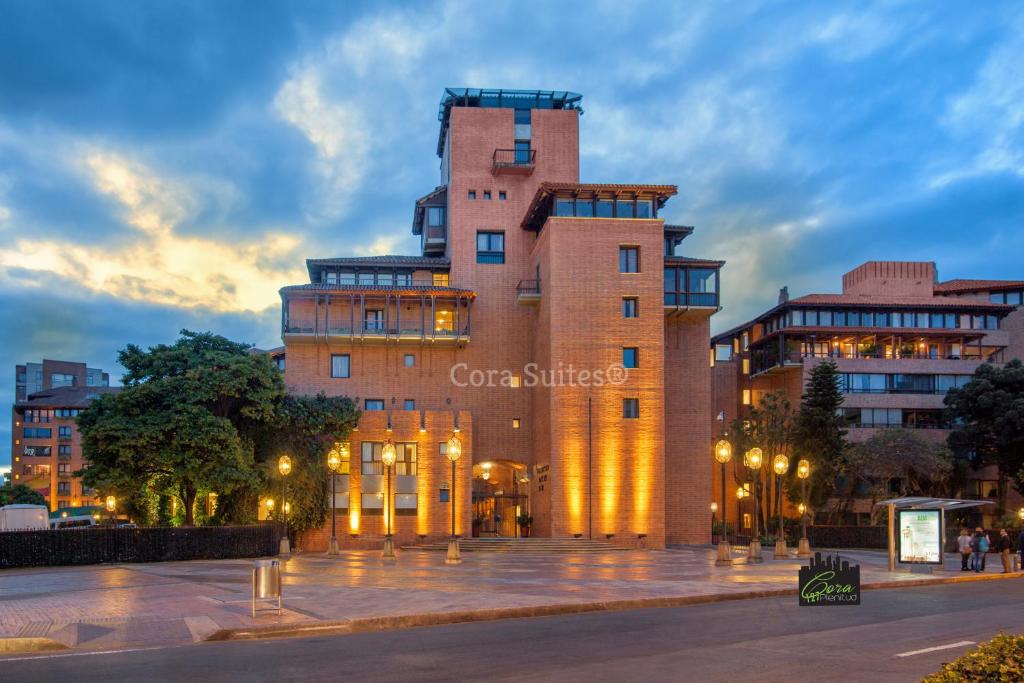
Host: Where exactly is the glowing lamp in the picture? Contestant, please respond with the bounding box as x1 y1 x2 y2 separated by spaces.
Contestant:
743 448 763 470
1018 507 1024 521
773 454 789 476
381 441 397 467
797 459 810 479
283 501 291 515
736 486 746 499
446 434 462 462
710 502 719 513
105 495 116 512
265 498 275 510
798 503 806 515
278 455 292 477
714 439 732 464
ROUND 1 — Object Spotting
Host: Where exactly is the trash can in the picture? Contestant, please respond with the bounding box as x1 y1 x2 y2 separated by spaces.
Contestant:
252 559 282 616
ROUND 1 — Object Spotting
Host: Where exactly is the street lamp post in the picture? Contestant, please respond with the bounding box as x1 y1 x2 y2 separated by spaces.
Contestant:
744 448 763 563
797 459 811 557
713 439 733 566
278 455 292 555
445 434 462 565
105 495 116 526
381 440 397 562
710 501 718 542
326 443 347 556
772 454 789 559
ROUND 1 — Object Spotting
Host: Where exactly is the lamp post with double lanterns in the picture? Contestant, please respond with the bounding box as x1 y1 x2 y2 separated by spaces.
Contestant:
278 455 292 555
445 433 462 565
772 454 789 559
797 458 812 557
744 447 763 563
381 440 397 562
713 439 733 566
326 442 348 556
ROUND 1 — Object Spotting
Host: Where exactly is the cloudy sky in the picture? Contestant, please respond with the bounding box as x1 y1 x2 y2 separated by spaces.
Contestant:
1 1 1022 465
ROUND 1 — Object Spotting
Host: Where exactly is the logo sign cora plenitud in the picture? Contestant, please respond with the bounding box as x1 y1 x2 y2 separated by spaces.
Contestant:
798 552 861 606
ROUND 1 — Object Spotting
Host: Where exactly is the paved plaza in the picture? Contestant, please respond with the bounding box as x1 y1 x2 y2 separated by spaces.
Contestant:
0 546 1019 654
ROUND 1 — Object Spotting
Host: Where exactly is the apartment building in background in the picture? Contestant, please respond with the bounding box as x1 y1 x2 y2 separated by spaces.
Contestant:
11 359 116 511
711 261 1024 530
278 88 723 549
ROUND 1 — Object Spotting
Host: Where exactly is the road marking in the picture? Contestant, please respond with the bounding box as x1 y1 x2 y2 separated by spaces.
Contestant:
0 644 187 662
894 641 975 658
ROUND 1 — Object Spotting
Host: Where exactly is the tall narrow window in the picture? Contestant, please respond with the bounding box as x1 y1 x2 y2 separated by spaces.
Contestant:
622 297 639 318
619 246 640 273
514 140 531 163
476 231 505 264
623 398 640 419
331 354 350 378
622 347 639 369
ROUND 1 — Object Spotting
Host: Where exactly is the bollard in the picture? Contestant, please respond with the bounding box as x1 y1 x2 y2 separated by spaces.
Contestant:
252 559 282 617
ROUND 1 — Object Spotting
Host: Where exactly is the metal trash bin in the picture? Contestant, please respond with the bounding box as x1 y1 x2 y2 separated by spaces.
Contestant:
252 559 282 616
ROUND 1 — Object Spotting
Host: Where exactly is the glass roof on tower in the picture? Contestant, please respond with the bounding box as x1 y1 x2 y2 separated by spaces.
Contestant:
436 88 583 156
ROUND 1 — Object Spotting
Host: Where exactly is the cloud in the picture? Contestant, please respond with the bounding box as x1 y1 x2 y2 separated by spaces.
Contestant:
0 149 306 313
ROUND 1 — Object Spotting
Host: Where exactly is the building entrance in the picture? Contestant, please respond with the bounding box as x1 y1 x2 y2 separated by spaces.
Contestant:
471 460 531 537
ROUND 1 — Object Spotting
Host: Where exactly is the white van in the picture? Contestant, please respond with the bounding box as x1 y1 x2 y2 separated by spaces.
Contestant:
0 504 49 531
50 514 98 530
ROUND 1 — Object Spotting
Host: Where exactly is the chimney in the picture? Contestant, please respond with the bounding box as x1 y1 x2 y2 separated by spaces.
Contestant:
778 286 789 305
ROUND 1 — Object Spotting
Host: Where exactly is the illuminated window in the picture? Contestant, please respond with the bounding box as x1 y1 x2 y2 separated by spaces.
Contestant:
742 358 750 374
512 418 520 429
433 272 450 287
510 375 521 388
709 349 715 368
742 513 752 530
742 390 751 405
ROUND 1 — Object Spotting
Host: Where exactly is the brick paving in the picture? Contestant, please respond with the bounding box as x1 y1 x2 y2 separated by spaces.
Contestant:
0 547 1018 653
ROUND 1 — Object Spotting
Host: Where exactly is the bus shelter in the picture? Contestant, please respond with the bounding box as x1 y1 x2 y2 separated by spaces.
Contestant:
876 497 994 572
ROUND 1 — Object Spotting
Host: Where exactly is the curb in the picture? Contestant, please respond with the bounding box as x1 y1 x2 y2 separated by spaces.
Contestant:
0 637 68 654
207 570 1023 643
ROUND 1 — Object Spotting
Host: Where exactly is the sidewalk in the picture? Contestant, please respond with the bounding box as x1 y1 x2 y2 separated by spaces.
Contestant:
0 546 1019 654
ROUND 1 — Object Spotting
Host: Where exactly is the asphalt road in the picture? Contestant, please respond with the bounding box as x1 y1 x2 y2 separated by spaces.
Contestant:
3 579 1023 682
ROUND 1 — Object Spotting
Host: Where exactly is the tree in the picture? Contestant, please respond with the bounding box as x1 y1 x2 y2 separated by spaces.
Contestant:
79 330 286 526
845 428 953 523
729 391 794 537
0 484 47 506
945 359 1024 514
791 360 849 522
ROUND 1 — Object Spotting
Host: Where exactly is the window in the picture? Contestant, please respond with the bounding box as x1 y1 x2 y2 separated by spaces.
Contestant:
499 191 507 200
596 200 613 217
427 206 445 228
403 399 415 411
619 247 639 273
622 297 639 318
843 373 886 393
635 200 653 218
483 190 492 200
742 389 751 405
468 190 476 200
395 493 418 514
512 418 520 429
23 428 52 439
476 231 505 264
574 199 593 217
742 358 750 374
378 272 394 286
361 442 383 475
714 344 733 362
404 354 415 368
364 399 385 411
433 272 450 287
514 140 531 163
331 354 351 378
555 199 574 216
275 356 285 371
58 444 71 456
364 309 383 331
623 398 639 419
51 373 75 387
58 462 71 474
622 347 638 368
57 482 71 495
514 108 531 125
395 442 417 476
58 426 71 438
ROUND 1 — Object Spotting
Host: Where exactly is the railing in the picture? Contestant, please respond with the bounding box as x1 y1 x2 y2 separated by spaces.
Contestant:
284 322 470 337
516 280 541 296
664 292 718 307
319 277 450 288
764 350 982 365
493 148 535 169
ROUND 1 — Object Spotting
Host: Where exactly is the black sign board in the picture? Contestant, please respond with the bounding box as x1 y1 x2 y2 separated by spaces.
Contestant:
798 552 861 606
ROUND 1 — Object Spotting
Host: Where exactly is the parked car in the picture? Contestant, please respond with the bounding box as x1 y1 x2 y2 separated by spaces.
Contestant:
50 515 98 530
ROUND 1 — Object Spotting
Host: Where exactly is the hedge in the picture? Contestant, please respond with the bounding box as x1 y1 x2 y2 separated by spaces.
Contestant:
806 525 887 549
0 524 280 568
923 633 1024 682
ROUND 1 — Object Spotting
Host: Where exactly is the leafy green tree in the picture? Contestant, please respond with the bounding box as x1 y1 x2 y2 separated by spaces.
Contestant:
845 428 953 523
79 330 285 526
945 359 1024 514
0 484 47 506
791 360 848 522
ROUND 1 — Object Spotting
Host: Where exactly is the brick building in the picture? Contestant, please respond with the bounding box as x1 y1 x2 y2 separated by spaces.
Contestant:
711 261 1024 530
279 88 723 549
10 359 116 511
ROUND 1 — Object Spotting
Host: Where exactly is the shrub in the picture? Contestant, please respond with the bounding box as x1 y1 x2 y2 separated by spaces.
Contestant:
923 633 1024 682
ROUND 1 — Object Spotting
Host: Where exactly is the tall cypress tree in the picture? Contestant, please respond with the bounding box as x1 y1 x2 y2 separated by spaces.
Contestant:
792 360 848 521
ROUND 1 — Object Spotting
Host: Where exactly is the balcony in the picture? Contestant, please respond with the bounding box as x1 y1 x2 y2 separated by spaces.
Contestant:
493 148 535 175
516 279 541 304
422 224 446 256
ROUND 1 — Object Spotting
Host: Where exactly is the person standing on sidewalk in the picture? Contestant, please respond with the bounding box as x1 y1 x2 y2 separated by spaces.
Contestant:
997 529 1013 573
957 528 973 571
980 527 991 571
970 527 987 572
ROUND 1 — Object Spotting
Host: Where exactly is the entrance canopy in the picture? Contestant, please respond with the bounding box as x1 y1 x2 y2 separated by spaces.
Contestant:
875 497 994 511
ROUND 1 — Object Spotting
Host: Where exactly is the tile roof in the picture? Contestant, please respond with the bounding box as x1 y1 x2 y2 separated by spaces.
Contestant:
307 255 450 268
788 293 1011 309
17 386 121 408
281 283 475 297
934 279 1024 293
665 255 725 267
522 183 678 231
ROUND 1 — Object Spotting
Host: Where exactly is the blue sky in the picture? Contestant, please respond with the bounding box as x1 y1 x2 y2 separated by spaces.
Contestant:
1 1 1023 466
